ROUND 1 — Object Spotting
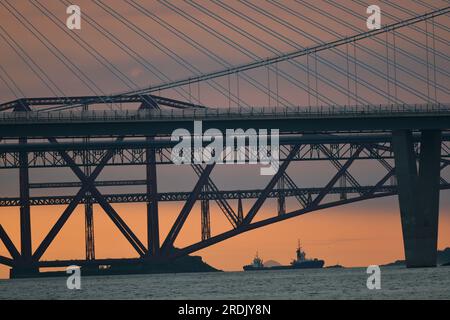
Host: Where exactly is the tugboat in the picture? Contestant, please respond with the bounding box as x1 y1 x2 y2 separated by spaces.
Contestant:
243 251 264 271
243 241 324 271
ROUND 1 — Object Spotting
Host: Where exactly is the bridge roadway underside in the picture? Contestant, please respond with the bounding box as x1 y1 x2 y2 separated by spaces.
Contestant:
1 113 450 138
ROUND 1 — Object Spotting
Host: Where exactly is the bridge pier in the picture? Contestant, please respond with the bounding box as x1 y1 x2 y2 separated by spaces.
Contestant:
392 130 441 268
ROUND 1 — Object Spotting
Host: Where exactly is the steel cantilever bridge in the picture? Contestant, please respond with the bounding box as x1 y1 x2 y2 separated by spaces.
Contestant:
0 1 449 277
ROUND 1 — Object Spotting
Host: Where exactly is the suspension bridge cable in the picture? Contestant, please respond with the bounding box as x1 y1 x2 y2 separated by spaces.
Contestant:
254 1 408 104
227 74 231 109
346 43 351 106
314 52 319 106
392 29 398 101
306 54 311 107
236 72 240 108
267 65 271 107
425 20 431 102
305 0 450 94
385 29 392 104
275 62 279 108
383 0 450 42
95 0 249 108
357 0 450 61
432 18 438 101
32 1 140 93
235 0 377 104
0 64 26 98
0 69 20 99
58 0 197 105
157 0 293 107
276 0 423 103
326 0 450 80
225 0 403 104
380 0 450 47
185 0 339 105
106 0 247 107
143 0 333 106
0 25 63 98
304 0 450 99
353 42 359 105
159 0 298 107
227 0 412 104
191 0 351 105
110 5 449 101
93 0 208 104
1 0 115 109
126 0 290 108
283 1 443 104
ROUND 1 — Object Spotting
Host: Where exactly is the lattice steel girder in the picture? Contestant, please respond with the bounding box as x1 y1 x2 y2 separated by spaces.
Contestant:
0 186 392 207
161 164 215 253
172 192 398 260
31 141 121 261
318 145 362 194
0 132 449 166
243 144 302 225
192 164 239 227
311 146 365 206
1 140 449 170
0 94 205 112
2 182 450 208
51 138 147 257
171 149 447 260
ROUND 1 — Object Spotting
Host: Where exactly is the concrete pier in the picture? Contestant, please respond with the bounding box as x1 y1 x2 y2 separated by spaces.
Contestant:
393 130 441 267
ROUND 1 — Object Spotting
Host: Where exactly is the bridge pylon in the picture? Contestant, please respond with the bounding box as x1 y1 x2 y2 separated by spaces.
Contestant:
393 129 441 268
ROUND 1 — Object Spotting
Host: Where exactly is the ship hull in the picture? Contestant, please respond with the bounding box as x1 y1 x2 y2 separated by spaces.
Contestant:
243 260 324 271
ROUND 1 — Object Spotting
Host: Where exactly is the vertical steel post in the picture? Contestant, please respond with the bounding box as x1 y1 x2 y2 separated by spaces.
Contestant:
201 186 211 240
146 137 160 256
277 175 286 215
237 197 244 224
19 137 32 262
83 105 95 261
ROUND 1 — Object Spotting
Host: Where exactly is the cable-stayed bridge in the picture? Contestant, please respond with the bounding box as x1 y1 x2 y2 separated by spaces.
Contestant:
0 1 449 277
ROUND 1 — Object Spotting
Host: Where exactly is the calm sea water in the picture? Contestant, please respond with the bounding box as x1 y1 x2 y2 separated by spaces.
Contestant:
0 266 449 300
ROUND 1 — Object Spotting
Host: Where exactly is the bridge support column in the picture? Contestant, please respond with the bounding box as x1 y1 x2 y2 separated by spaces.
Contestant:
12 137 38 277
392 130 441 268
277 175 286 215
83 106 95 261
237 197 244 224
146 138 160 257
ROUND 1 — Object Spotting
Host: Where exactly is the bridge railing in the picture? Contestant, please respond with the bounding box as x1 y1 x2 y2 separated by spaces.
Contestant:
0 103 449 123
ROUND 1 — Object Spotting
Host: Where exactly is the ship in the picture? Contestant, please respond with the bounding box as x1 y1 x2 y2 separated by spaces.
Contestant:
243 241 324 271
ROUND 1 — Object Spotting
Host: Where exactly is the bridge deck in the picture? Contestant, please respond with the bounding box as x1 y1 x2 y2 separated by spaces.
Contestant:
0 104 449 138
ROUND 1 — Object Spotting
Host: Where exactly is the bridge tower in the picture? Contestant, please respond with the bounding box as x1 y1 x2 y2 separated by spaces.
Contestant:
393 130 442 267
